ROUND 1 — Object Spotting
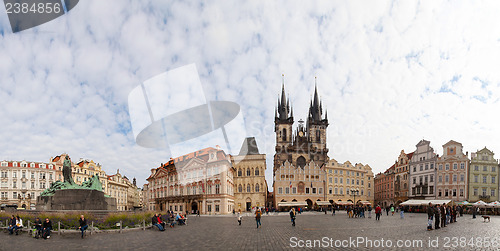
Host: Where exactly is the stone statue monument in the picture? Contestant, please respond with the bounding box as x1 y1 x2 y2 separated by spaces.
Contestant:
63 155 74 185
37 155 116 210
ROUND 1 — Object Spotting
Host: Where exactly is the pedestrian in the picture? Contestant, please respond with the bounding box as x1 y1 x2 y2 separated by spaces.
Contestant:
446 206 451 224
441 204 447 227
434 205 440 229
255 208 262 228
375 205 382 221
472 206 477 219
237 212 242 226
391 205 395 216
78 215 88 238
42 218 52 239
368 205 372 218
386 206 389 216
197 209 200 217
399 206 404 219
290 208 296 226
427 203 434 231
332 205 336 216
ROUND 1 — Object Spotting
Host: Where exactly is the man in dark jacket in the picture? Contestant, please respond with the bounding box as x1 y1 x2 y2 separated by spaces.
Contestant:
152 213 164 231
427 203 433 231
441 203 447 227
34 217 42 238
42 218 52 239
78 215 88 239
434 205 440 229
7 215 16 235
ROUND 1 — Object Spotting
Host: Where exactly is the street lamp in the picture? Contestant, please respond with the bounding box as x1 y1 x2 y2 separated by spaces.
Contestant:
351 189 359 206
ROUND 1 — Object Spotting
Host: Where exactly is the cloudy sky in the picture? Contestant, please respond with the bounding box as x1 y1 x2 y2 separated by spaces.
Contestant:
1 1 500 190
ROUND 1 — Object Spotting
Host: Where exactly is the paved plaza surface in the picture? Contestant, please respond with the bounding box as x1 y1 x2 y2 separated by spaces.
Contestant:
0 212 498 251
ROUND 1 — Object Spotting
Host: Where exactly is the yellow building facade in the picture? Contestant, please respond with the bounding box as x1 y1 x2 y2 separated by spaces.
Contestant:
325 159 374 205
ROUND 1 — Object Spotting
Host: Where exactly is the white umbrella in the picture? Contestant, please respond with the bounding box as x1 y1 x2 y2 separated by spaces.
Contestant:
473 200 488 208
488 201 500 208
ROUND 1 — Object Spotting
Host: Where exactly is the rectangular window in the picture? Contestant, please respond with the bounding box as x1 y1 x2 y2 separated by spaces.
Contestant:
492 166 496 172
445 164 449 170
460 163 465 169
278 187 282 194
473 188 478 196
13 192 17 199
312 188 316 194
425 164 428 170
334 170 338 174
430 163 434 169
339 178 343 184
453 189 456 197
207 205 211 212
445 189 448 196
285 187 289 194
22 172 26 178
474 175 478 183
492 177 496 184
22 182 26 189
482 188 487 196
430 186 434 194
453 163 457 169
439 164 442 170
319 188 322 194
483 176 487 184
460 175 464 182
492 189 496 197
334 177 338 184
306 187 310 194
453 175 457 182
292 187 296 194
483 166 488 172
430 175 434 182
329 177 332 183
475 165 479 171
31 172 35 179
460 189 464 197
438 190 442 197
215 205 219 212
31 182 35 189
13 181 16 188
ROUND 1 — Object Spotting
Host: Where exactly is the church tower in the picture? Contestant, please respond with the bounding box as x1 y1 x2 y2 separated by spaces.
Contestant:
273 77 329 174
274 77 294 172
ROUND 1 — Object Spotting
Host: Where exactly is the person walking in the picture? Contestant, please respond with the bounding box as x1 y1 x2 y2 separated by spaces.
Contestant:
427 203 434 231
472 206 477 219
290 208 296 226
368 205 372 218
386 206 389 216
255 208 262 228
375 205 382 221
399 206 404 219
78 215 88 238
332 205 336 216
434 205 441 229
391 205 395 216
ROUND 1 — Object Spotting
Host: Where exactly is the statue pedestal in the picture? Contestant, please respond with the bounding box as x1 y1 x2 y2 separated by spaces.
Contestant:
37 189 116 211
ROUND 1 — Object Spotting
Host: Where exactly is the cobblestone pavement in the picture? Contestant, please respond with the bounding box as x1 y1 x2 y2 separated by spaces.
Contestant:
1 212 498 251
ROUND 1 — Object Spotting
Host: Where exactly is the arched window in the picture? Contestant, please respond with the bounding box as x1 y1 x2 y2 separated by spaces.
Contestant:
247 168 251 176
255 183 260 192
247 184 251 193
255 168 259 176
238 168 242 177
297 156 306 168
238 184 242 193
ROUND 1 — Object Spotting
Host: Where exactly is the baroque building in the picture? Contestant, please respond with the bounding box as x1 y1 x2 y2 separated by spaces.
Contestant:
435 140 469 202
409 139 437 199
469 147 498 202
273 82 329 209
394 150 413 204
0 160 57 210
374 165 395 207
231 137 268 211
325 159 374 206
146 147 235 215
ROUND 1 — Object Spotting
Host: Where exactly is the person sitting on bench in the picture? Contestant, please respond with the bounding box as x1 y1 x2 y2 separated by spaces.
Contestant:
152 213 165 231
176 213 186 225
